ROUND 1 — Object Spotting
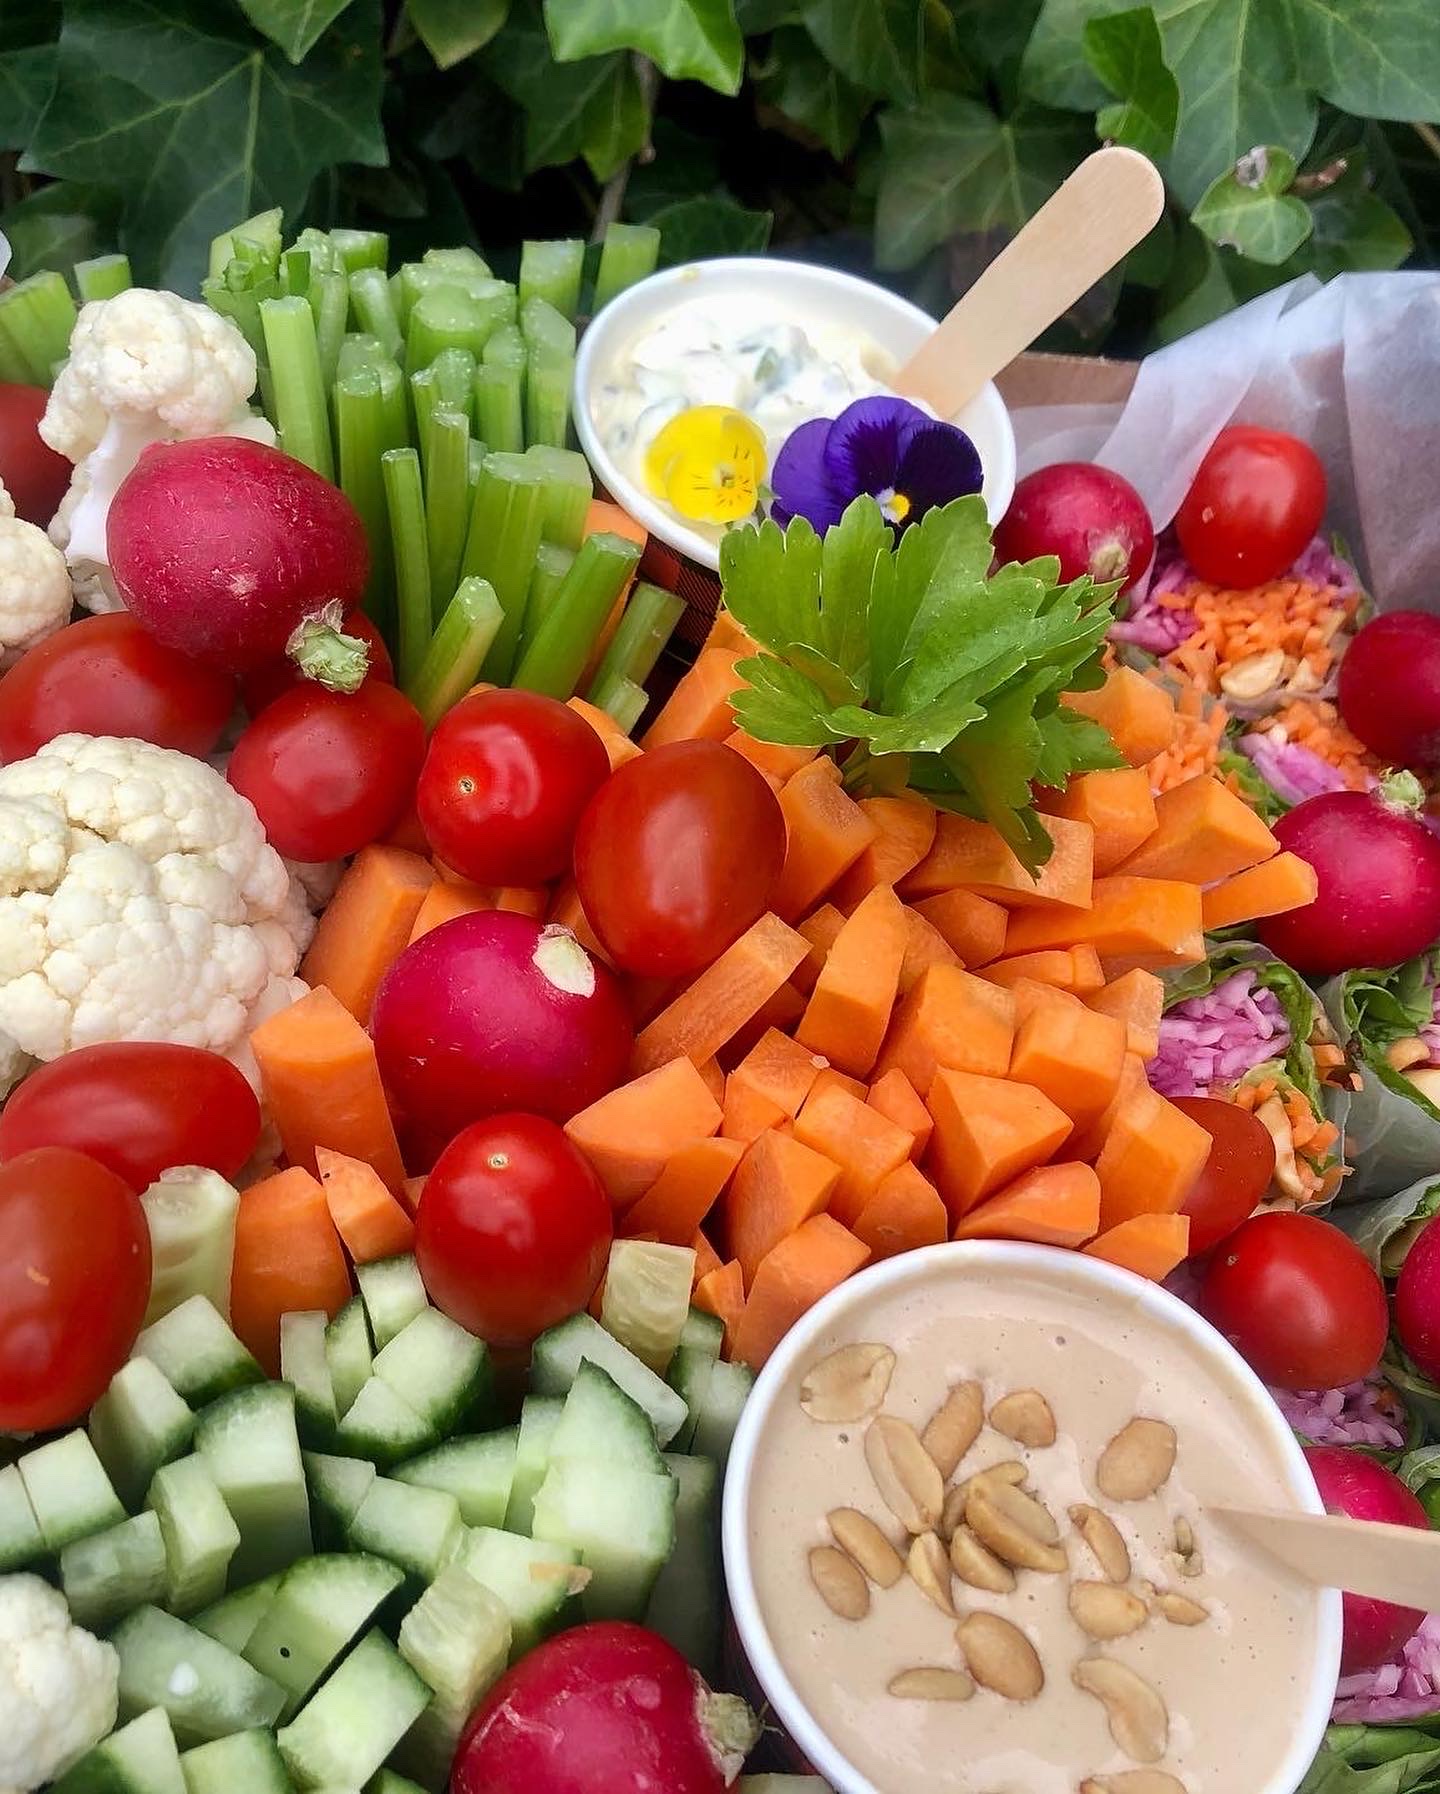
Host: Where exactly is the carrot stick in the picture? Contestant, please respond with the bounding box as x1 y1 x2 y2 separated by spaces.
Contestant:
830 796 938 911
796 883 908 1078
793 1084 914 1227
563 1055 722 1209
732 1216 870 1368
621 1138 744 1244
912 889 1007 966
632 913 810 1075
230 1167 352 1375
299 845 435 1023
640 647 742 747
316 1146 416 1263
724 1129 841 1284
693 1259 746 1357
773 758 878 919
852 1162 948 1261
901 812 1093 910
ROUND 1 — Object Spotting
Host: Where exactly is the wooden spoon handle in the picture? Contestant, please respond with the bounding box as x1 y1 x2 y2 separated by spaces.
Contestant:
1212 1504 1440 1609
892 146 1166 418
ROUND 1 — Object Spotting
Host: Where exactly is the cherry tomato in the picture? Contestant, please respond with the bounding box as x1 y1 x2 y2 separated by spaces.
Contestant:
418 690 610 886
0 614 236 763
573 740 787 978
227 680 425 860
416 1113 612 1348
1174 425 1327 588
1170 1096 1276 1254
0 383 71 526
0 1146 150 1431
1198 1212 1388 1389
239 612 395 716
0 1043 261 1192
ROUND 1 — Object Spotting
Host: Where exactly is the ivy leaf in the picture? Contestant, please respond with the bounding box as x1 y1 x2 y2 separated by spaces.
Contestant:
625 118 721 217
754 27 869 160
544 0 743 94
734 0 800 30
407 0 510 68
649 194 773 261
236 0 356 63
1154 218 1236 344
485 4 631 172
801 0 922 104
1083 7 1177 161
580 51 651 180
1 182 119 280
1303 163 1413 276
1291 0 1440 125
0 46 55 151
873 95 1093 269
25 0 384 291
1193 145 1313 265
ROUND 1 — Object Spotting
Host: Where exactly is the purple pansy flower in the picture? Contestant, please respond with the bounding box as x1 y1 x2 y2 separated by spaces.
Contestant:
769 396 983 533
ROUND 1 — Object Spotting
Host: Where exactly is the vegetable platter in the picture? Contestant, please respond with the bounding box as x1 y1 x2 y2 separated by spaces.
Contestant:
0 210 1436 1794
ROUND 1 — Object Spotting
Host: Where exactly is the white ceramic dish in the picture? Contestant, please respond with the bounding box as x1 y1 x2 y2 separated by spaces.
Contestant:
722 1240 1342 1794
573 257 1018 572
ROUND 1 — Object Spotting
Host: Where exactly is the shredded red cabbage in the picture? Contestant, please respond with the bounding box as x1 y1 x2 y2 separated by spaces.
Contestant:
1291 535 1361 593
1111 550 1199 653
1333 1614 1440 1724
1237 731 1351 805
1148 970 1291 1099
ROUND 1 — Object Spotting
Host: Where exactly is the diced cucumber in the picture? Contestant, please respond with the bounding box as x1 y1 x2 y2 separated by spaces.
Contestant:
245 1552 404 1716
678 1307 725 1357
193 1575 281 1653
645 1453 721 1678
600 1241 695 1375
112 1605 286 1743
281 1312 339 1449
20 1430 125 1549
180 1729 295 1794
347 1476 461 1592
60 1511 168 1631
277 1629 432 1790
373 1307 494 1435
355 1254 428 1349
666 1347 718 1453
531 1460 676 1619
530 1313 687 1446
194 1382 311 1583
146 1455 241 1615
141 1167 239 1328
335 1377 434 1467
503 1396 562 1536
691 1356 755 1468
324 1297 372 1418
135 1297 263 1407
369 1775 428 1794
0 1462 42 1570
395 1563 509 1787
549 1362 665 1474
304 1451 377 1550
393 1428 516 1526
453 1525 582 1655
52 1707 186 1794
90 1357 197 1510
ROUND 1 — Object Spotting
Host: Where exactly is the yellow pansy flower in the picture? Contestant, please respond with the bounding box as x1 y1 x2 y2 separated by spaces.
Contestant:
644 405 767 524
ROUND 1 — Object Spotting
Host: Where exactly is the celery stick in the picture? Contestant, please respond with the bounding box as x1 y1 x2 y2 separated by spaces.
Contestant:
585 582 684 700
519 240 585 323
410 368 439 471
592 223 662 312
310 270 349 389
399 263 512 333
281 247 312 298
524 445 592 550
524 346 574 450
407 577 504 729
460 453 546 684
520 296 577 357
512 531 642 700
330 228 388 272
336 367 394 636
467 438 486 499
259 296 334 478
383 448 432 687
293 225 341 274
209 208 283 282
377 357 410 453
0 314 35 384
407 287 486 374
474 362 523 456
74 254 132 303
337 333 386 379
425 407 471 616
588 672 649 733
430 347 476 427
0 273 77 386
483 322 525 368
424 246 492 279
521 542 575 641
349 266 404 361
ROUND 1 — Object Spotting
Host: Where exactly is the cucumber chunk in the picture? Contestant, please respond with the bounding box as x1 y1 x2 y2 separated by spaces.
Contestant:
281 1311 340 1449
355 1254 429 1349
245 1552 405 1716
666 1346 718 1453
112 1605 286 1743
503 1396 562 1536
395 1564 510 1788
20 1430 125 1549
678 1307 725 1356
52 1707 186 1794
691 1356 755 1467
194 1382 311 1583
600 1240 695 1375
141 1167 239 1329
644 1453 721 1678
452 1525 582 1655
335 1376 434 1467
324 1297 372 1418
531 1460 676 1620
530 1313 687 1445
135 1297 263 1407
373 1307 494 1434
89 1357 196 1509
193 1575 282 1653
60 1511 169 1632
0 1462 42 1571
146 1455 241 1615
549 1361 666 1474
304 1451 377 1550
392 1428 517 1526
180 1729 295 1794
277 1629 432 1790
369 1775 428 1794
347 1477 462 1593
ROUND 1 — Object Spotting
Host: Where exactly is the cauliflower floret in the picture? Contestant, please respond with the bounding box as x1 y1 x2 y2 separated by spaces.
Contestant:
0 734 314 1062
0 1574 118 1792
0 477 74 666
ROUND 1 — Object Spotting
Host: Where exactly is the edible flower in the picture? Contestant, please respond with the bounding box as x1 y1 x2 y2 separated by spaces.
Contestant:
644 405 766 524
769 395 982 534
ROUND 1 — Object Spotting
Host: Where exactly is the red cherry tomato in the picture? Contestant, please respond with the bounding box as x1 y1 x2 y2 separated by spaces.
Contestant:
1174 425 1327 588
1170 1096 1277 1254
1198 1212 1388 1390
418 690 611 886
0 383 71 525
0 1146 151 1431
238 613 395 716
0 1042 261 1192
416 1113 612 1348
227 680 425 860
573 740 787 978
0 614 236 763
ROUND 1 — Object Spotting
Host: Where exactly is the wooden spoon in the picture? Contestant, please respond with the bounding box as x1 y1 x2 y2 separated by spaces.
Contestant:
892 145 1166 419
1211 1503 1440 1608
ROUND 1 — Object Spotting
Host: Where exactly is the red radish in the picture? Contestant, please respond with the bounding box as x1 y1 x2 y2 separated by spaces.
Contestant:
107 436 369 671
993 463 1154 592
371 911 633 1137
1395 1211 1440 1381
1257 778 1440 975
1304 1446 1428 1672
0 383 71 524
453 1622 760 1794
239 608 394 713
1339 610 1440 773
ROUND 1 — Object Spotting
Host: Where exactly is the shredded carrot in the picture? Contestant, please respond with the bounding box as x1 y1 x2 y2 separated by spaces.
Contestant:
1141 673 1231 793
1156 576 1360 703
1250 697 1382 791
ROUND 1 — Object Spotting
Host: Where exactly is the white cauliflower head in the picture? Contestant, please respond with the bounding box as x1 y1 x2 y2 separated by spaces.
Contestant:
0 734 315 1063
0 1574 118 1792
0 477 73 666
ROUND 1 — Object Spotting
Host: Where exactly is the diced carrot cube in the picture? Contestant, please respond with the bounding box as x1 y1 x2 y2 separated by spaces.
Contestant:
796 883 908 1077
901 813 1093 910
774 758 878 919
868 1067 933 1159
1087 969 1165 1060
724 728 818 786
1062 666 1175 767
913 889 1007 966
899 907 962 994
925 1068 1072 1220
793 903 848 995
793 1084 914 1226
632 914 810 1074
724 1129 841 1284
1116 773 1279 884
621 1138 744 1245
950 1161 1101 1248
1094 1088 1212 1229
732 1217 870 1368
874 965 1015 1094
831 797 938 911
852 1162 948 1261
564 1057 722 1209
1040 767 1158 874
1082 1213 1191 1281
1008 989 1128 1129
693 1259 746 1357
